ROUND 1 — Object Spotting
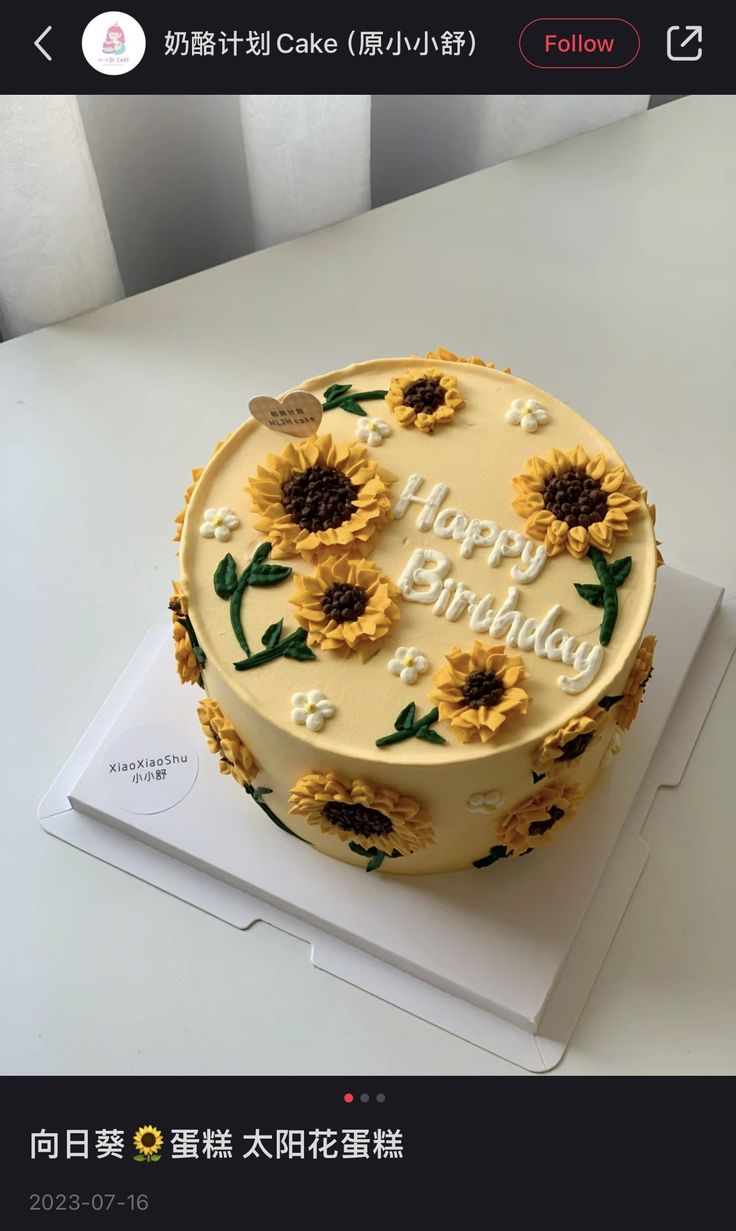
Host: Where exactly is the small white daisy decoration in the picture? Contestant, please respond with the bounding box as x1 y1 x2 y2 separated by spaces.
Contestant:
388 646 429 686
505 398 550 434
355 417 392 447
466 790 504 814
199 507 240 542
291 690 336 733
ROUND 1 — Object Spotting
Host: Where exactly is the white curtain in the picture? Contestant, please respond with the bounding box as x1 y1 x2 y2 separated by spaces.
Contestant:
0 94 649 339
239 95 372 249
0 96 123 340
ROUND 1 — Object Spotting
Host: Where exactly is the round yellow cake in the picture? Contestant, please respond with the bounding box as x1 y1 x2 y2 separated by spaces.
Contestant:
172 349 659 874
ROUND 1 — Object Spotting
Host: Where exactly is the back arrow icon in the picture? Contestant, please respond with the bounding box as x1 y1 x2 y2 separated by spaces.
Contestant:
35 25 52 60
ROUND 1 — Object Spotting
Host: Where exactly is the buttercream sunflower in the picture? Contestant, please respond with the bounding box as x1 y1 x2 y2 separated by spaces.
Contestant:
197 697 259 787
173 435 229 542
617 635 656 732
533 704 608 773
496 781 585 856
512 445 643 559
646 498 665 567
386 367 465 434
133 1126 163 1157
425 346 511 373
246 434 395 561
430 642 530 743
289 772 434 858
290 555 400 661
170 581 201 685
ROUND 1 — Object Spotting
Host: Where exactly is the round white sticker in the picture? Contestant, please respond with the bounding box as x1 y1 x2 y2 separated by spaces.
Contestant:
103 723 199 815
81 12 146 76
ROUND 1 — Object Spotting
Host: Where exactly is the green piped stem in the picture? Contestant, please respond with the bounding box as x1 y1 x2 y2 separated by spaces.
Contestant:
245 784 309 843
322 388 387 412
176 614 205 687
589 548 618 646
230 571 252 656
234 626 315 671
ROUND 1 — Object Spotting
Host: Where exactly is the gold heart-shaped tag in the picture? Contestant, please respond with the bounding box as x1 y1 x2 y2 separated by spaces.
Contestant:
248 391 323 438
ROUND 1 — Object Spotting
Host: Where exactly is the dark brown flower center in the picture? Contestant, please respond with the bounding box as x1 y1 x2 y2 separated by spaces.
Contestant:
141 1132 156 1148
557 732 594 762
462 669 505 709
323 801 394 839
402 376 446 415
320 582 368 623
281 464 358 532
528 804 566 837
543 468 607 529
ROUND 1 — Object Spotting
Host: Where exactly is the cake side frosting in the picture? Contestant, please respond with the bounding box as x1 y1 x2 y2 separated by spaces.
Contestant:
173 354 659 874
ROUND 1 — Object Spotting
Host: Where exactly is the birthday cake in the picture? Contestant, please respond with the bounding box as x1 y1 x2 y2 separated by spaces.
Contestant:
171 348 660 874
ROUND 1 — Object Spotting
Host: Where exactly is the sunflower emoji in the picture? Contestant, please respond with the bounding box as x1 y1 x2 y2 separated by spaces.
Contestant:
133 1125 163 1162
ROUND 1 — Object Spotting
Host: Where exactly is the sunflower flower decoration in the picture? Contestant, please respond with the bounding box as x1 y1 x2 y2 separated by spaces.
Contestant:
430 642 530 743
197 697 259 787
170 581 202 686
496 781 584 856
617 635 656 732
386 367 465 435
246 434 395 561
425 346 511 372
290 555 400 661
533 704 608 774
289 772 434 858
512 445 643 560
133 1125 163 1162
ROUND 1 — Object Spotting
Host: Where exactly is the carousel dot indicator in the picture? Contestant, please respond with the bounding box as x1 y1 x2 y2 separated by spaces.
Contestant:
343 1092 354 1104
376 1093 386 1103
360 1093 370 1103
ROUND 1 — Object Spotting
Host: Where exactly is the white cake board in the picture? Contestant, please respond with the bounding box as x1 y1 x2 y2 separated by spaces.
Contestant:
39 567 734 1072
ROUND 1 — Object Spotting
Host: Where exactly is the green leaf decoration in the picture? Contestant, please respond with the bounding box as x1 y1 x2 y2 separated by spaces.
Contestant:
213 553 239 599
609 556 633 586
262 619 284 649
150 1155 161 1163
473 845 510 870
251 785 273 802
395 702 417 731
417 706 440 728
282 634 317 662
532 770 546 784
339 397 368 417
252 541 273 565
192 645 206 668
323 383 352 403
134 1154 146 1163
249 563 294 586
574 582 605 607
416 727 448 745
348 841 402 871
598 694 624 711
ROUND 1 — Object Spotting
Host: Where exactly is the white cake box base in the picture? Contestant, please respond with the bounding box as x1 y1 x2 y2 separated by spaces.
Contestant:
39 566 734 1072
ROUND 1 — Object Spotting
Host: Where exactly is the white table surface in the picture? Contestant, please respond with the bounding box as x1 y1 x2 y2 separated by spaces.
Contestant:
2 95 735 1076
